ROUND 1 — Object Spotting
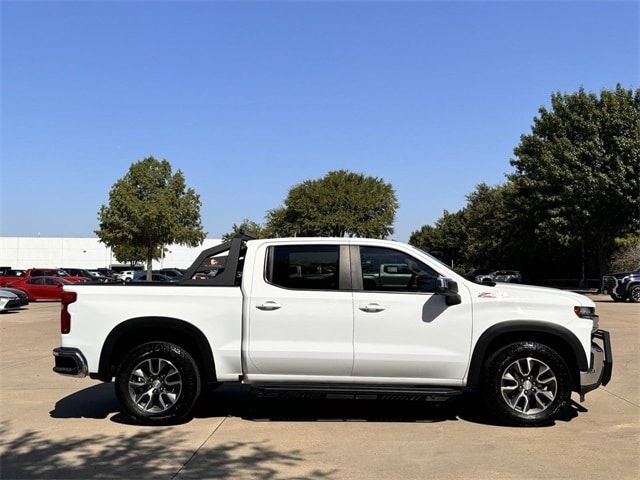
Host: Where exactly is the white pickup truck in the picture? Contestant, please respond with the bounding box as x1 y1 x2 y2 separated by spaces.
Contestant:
53 234 612 426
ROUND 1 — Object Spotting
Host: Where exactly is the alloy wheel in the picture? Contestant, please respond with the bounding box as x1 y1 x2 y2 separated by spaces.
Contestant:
128 358 182 413
500 357 557 415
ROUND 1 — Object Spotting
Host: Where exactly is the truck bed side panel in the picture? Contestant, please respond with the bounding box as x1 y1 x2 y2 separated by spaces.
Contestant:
62 285 243 380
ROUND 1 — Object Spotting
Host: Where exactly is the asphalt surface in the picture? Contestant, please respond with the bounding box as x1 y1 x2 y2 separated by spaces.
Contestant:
0 295 638 479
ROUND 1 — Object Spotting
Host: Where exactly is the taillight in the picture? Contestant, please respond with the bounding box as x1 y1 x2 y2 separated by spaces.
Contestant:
61 291 77 334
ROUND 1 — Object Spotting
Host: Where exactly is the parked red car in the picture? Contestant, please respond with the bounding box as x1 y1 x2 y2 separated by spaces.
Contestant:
24 268 90 283
0 268 90 287
7 276 71 301
0 269 26 287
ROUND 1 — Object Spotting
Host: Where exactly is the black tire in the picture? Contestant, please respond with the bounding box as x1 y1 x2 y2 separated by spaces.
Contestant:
627 285 640 303
481 342 572 426
610 293 626 302
115 341 201 425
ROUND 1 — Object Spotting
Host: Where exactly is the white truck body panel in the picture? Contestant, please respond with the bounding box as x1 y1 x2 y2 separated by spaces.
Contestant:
60 237 598 387
62 285 243 380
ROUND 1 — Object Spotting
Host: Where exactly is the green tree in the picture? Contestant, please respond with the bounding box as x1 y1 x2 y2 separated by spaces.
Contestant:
96 157 206 280
221 219 269 242
409 210 467 269
111 244 161 267
264 207 292 237
266 170 399 238
462 182 529 270
510 85 640 277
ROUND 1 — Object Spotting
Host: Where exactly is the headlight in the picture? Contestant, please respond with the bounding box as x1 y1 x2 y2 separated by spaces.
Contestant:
574 306 595 318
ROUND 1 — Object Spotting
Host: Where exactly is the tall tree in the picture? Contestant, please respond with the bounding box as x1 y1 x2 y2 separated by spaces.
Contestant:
266 170 398 238
510 85 640 277
96 157 206 280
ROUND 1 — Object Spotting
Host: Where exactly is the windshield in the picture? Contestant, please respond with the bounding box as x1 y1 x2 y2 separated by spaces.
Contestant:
408 245 455 273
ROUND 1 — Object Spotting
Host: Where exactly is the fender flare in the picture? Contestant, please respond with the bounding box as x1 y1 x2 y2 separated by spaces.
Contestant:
97 316 217 384
466 320 588 389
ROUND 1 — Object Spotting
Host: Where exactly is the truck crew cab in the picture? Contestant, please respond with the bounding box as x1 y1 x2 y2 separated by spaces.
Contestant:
53 234 612 426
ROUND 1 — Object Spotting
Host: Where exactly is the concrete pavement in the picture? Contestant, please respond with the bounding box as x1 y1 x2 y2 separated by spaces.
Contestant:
1 296 638 479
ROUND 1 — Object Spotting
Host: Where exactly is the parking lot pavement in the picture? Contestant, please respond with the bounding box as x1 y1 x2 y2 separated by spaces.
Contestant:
0 296 638 479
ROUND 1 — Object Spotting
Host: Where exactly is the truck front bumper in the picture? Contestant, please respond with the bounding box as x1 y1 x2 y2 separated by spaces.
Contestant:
579 329 612 399
53 347 88 378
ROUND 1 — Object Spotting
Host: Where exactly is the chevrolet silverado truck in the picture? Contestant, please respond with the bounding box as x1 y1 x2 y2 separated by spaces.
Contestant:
53 234 612 426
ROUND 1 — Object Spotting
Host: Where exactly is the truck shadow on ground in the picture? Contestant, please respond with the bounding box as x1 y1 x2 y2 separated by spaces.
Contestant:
50 383 585 427
1 422 336 479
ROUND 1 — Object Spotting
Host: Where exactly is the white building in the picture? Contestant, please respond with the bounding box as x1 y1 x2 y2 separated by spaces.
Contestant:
0 237 222 270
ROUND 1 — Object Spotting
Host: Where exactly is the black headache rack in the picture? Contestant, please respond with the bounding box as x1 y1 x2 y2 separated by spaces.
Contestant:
179 232 256 286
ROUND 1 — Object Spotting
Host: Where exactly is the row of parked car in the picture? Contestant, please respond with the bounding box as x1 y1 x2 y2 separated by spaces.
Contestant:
0 267 185 306
465 269 523 284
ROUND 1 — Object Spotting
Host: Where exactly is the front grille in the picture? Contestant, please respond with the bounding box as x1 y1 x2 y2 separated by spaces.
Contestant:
4 299 21 309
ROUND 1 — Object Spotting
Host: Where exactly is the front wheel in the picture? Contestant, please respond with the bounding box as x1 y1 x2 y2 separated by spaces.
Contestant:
627 285 640 303
115 341 201 425
481 342 572 426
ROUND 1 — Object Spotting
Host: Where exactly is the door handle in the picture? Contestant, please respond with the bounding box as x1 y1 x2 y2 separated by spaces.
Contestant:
256 301 282 311
359 303 385 313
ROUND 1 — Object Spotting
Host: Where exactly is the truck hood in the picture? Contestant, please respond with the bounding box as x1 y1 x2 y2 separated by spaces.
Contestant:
481 283 595 308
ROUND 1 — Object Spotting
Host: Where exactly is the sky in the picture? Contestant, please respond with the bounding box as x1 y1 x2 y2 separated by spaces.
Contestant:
1 0 638 241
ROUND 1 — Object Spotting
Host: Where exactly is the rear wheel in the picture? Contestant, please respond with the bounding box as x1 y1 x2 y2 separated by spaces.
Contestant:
482 342 572 426
610 293 626 302
115 341 201 425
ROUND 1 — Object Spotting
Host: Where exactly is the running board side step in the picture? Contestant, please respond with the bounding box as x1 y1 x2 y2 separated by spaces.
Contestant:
250 383 462 402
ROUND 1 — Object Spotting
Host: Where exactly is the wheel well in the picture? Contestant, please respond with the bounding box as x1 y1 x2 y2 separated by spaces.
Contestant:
467 323 587 392
98 317 217 385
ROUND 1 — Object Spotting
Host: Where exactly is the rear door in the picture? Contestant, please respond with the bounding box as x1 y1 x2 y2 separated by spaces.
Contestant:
246 242 354 378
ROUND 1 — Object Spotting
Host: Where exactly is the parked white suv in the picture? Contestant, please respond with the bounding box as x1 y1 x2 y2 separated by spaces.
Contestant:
53 234 612 426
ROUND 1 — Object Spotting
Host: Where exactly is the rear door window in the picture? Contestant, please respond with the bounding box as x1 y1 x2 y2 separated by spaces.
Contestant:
268 245 340 290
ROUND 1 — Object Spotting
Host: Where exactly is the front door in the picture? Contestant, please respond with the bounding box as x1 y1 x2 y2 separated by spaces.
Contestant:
352 245 472 382
247 243 354 378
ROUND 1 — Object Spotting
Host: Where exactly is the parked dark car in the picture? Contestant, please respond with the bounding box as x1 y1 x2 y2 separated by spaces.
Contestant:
0 286 29 305
131 273 178 283
62 268 101 282
158 268 184 280
602 269 640 303
465 268 493 282
473 270 523 284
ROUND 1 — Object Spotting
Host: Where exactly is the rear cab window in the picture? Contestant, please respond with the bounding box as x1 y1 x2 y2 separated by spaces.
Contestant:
267 245 341 290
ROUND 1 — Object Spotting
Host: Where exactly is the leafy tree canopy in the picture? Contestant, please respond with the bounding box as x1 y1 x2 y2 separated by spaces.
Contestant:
510 84 640 275
95 156 206 279
266 170 398 238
